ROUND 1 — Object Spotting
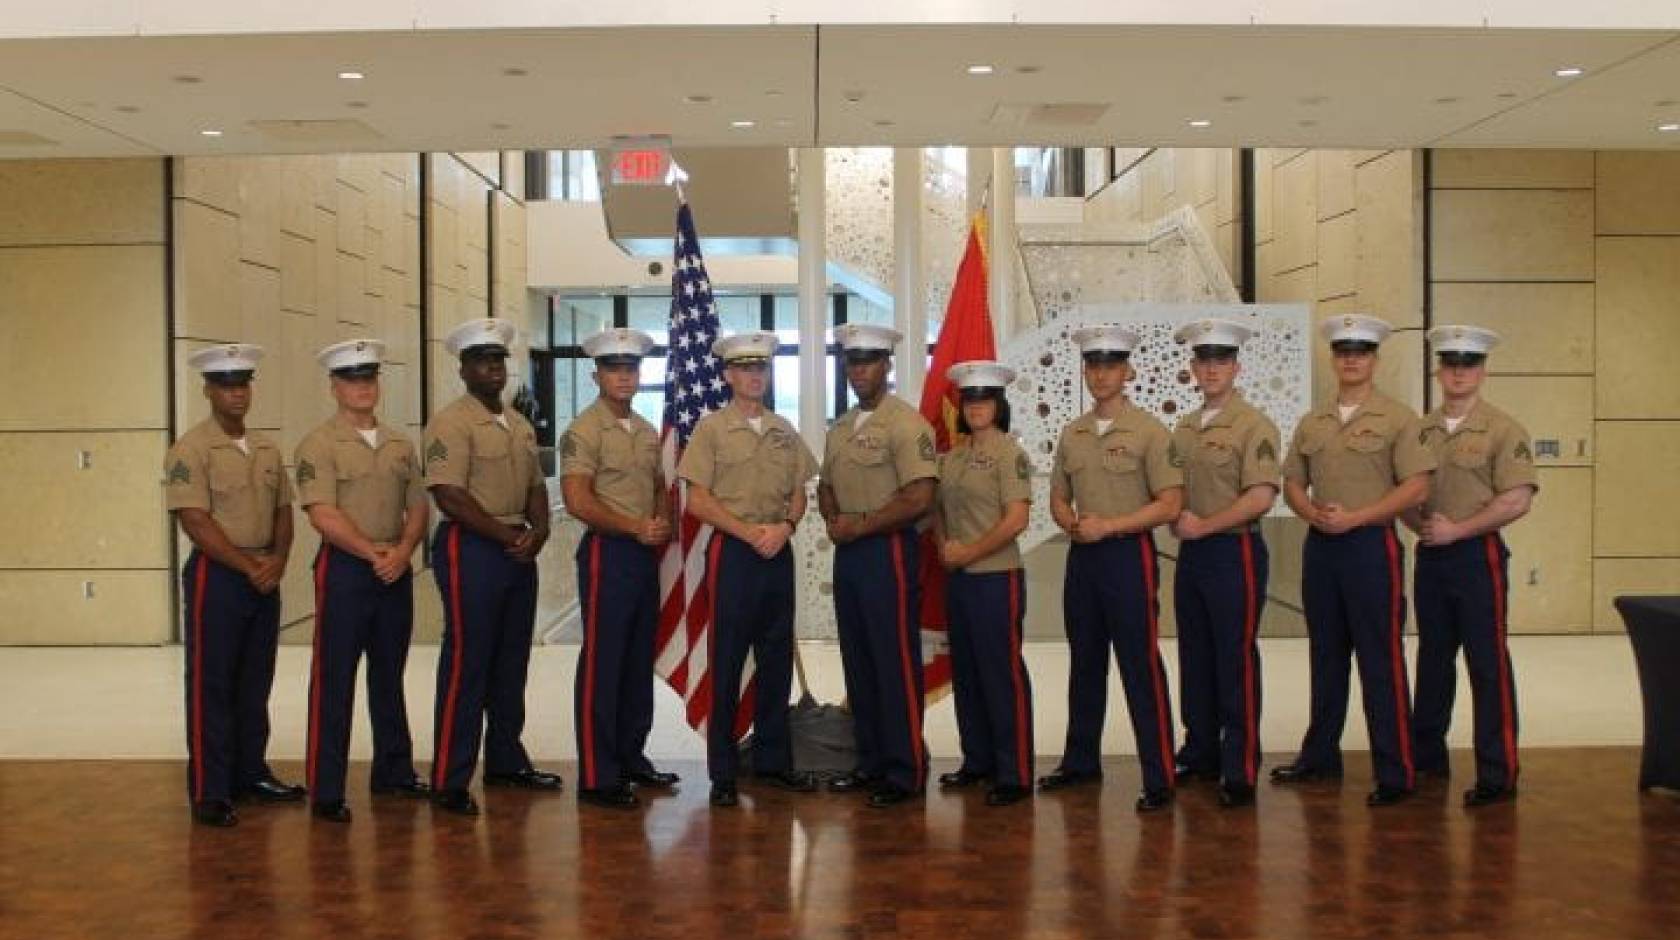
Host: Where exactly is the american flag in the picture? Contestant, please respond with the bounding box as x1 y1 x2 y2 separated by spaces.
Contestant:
655 202 754 736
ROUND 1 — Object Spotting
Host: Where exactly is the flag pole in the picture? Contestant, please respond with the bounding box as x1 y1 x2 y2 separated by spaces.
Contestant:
665 159 689 203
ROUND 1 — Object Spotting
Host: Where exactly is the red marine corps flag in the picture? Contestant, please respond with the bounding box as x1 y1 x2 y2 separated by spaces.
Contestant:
917 216 997 701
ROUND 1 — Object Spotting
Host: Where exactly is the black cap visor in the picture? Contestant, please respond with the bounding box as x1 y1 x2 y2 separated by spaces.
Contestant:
204 370 254 387
1437 351 1487 368
1081 349 1130 364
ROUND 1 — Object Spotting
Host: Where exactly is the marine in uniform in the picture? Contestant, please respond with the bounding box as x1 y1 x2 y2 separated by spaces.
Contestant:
932 360 1035 807
163 344 302 827
677 331 821 808
1166 318 1281 808
1405 325 1537 807
423 318 562 816
293 339 431 823
1040 325 1185 813
818 323 940 808
1273 315 1437 807
560 328 682 809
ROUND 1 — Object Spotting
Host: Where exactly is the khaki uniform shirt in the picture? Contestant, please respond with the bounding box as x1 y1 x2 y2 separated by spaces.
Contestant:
937 432 1033 573
1282 390 1437 510
677 401 818 524
423 394 543 524
1170 393 1283 529
163 418 293 550
820 395 939 515
294 415 426 543
560 399 662 521
1051 403 1183 517
1415 400 1538 522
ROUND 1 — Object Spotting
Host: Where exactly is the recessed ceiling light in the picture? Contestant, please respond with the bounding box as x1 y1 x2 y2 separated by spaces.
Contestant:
345 100 369 109
1554 66 1584 78
1298 95 1329 106
1656 99 1678 108
1434 96 1462 105
502 67 528 77
1659 123 1680 133
173 75 203 85
966 64 995 76
1015 65 1042 75
199 129 223 137
1299 119 1319 128
730 119 756 129
842 90 865 103
114 104 141 114
873 119 896 127
338 70 364 80
1221 94 1246 104
491 122 511 131
764 89 784 97
1187 118 1212 128
684 94 713 104
1496 92 1519 99
773 118 793 128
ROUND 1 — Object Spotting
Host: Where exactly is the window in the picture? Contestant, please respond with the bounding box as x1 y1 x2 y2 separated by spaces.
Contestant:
539 151 601 202
532 291 937 445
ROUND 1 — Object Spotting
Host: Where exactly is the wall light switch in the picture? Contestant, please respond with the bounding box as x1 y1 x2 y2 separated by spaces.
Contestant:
77 449 93 470
82 580 96 599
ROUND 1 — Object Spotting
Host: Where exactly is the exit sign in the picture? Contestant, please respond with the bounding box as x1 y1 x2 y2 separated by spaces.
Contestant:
609 138 672 186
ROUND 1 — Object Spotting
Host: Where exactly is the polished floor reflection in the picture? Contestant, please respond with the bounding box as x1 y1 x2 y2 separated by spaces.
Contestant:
1 750 1676 939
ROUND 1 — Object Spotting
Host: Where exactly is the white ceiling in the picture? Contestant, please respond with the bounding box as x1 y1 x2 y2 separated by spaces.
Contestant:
1 24 1677 159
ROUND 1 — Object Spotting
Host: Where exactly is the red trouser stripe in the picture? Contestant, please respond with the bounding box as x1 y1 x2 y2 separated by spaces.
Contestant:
581 535 603 789
889 534 925 789
705 535 724 735
306 547 330 793
191 555 209 802
1384 528 1415 788
1007 569 1031 787
1238 533 1259 787
1139 535 1176 787
1485 534 1519 780
433 527 466 790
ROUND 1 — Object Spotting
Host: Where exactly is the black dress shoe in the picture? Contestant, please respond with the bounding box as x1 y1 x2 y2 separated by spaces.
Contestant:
192 800 237 828
1218 783 1257 807
755 770 819 792
312 801 353 823
1269 763 1342 784
371 778 432 799
1037 768 1103 791
866 785 919 809
432 789 480 816
1366 785 1414 807
484 768 564 791
579 784 640 809
1173 763 1220 783
239 777 306 803
1463 783 1517 807
1135 788 1174 813
626 769 680 789
827 771 881 793
986 785 1030 806
938 768 989 788
709 783 739 807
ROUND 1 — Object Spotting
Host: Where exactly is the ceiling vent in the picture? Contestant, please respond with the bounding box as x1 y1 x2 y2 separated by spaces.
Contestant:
988 102 1111 127
248 119 382 145
0 130 58 146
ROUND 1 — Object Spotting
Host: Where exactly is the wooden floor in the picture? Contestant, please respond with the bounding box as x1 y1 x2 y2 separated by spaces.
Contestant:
1 750 1676 939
